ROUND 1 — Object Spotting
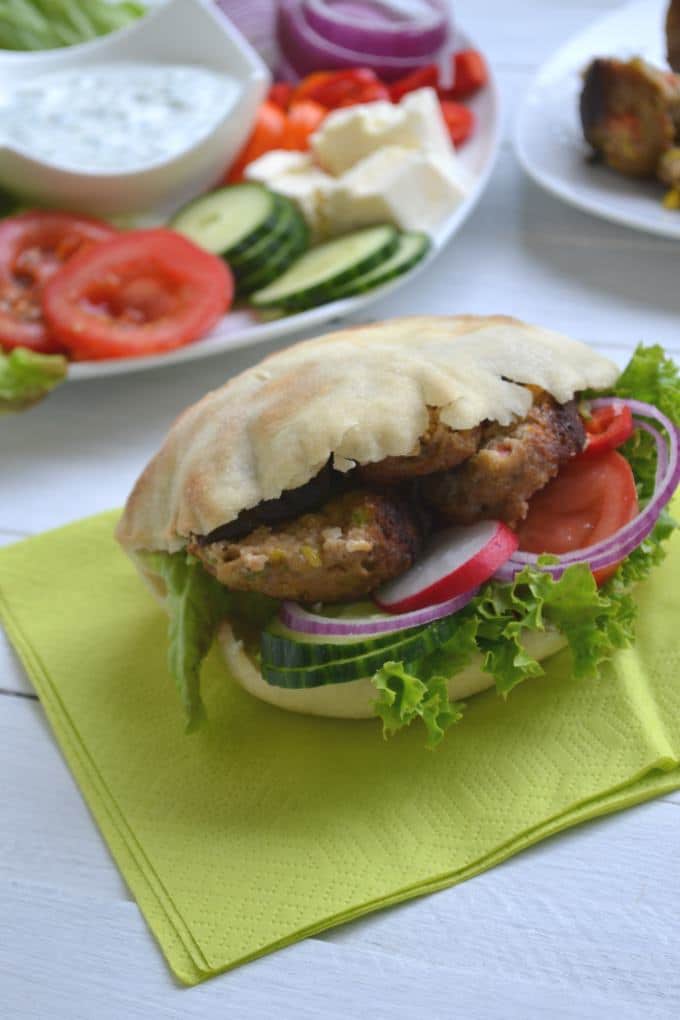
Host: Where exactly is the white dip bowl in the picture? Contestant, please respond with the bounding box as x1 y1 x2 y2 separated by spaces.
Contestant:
0 0 270 217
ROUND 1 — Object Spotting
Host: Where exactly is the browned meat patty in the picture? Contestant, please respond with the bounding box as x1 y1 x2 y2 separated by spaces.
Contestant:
658 145 680 185
359 408 481 485
668 0 680 73
190 490 423 603
580 57 680 177
420 395 585 527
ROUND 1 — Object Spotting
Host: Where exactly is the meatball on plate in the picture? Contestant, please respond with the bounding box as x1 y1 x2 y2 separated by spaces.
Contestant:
515 0 680 238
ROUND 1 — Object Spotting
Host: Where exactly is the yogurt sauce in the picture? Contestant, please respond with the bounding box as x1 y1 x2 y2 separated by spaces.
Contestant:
0 63 239 172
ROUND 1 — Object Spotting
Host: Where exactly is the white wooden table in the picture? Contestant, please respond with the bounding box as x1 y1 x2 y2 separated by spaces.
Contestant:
2 2 680 1016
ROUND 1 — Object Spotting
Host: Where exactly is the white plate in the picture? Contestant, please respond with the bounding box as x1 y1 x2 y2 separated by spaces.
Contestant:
67 25 500 381
514 0 680 240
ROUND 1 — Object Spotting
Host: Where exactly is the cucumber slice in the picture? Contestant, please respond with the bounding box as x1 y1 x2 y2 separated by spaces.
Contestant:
328 232 430 300
171 184 281 258
261 614 463 688
250 225 399 310
261 617 426 669
229 199 306 273
236 218 309 296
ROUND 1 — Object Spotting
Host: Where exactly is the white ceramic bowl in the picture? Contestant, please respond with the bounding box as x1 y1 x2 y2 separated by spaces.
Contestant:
0 0 270 217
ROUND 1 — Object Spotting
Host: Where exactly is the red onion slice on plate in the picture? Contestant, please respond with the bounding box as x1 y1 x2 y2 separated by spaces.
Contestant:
277 0 448 79
302 0 450 59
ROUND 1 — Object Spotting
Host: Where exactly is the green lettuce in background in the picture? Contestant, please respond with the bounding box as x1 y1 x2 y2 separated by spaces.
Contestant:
149 345 680 744
0 0 145 50
0 347 67 414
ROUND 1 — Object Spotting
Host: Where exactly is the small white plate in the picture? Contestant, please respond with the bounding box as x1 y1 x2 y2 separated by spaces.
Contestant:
514 0 680 240
66 24 501 381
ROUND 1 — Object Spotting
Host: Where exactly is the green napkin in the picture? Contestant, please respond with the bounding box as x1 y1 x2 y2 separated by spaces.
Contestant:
1 510 679 985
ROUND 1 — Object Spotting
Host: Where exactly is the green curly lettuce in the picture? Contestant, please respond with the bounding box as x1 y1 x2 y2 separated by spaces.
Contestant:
372 663 464 750
145 552 276 732
609 344 680 505
370 559 639 746
0 347 67 414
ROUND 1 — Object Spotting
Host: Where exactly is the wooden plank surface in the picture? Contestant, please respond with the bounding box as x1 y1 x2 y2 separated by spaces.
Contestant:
2 1 679 1016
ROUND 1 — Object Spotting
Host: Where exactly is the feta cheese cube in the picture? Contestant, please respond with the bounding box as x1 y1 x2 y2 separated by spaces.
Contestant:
311 87 456 176
322 145 469 236
244 149 314 183
245 149 338 238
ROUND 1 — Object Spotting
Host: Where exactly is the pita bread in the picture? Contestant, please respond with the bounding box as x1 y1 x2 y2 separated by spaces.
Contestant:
116 315 619 555
218 622 568 718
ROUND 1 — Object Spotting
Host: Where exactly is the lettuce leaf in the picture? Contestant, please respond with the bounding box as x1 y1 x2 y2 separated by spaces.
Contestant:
369 559 638 745
372 662 464 749
0 347 67 414
0 1 145 51
611 343 680 420
147 553 230 731
610 344 680 503
146 551 275 731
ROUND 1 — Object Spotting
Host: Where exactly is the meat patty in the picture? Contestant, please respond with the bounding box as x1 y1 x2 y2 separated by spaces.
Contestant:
359 408 481 485
580 57 680 177
420 395 585 527
190 490 423 603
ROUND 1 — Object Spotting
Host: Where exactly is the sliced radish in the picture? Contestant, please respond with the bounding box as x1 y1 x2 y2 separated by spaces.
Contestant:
375 520 519 614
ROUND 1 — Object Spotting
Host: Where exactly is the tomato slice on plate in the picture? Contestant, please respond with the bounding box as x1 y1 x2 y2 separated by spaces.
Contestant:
0 211 116 354
292 68 389 109
439 100 475 146
281 100 328 150
42 229 233 361
581 403 634 456
448 50 489 99
226 100 287 183
515 450 639 584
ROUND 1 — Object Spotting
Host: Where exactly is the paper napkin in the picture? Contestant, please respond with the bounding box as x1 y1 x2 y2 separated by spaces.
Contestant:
1 511 679 984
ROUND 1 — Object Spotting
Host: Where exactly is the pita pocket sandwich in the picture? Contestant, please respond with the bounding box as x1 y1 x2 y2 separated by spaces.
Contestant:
117 316 680 745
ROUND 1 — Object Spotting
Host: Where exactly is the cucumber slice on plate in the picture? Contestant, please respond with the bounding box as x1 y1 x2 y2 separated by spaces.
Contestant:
261 613 463 687
250 224 399 310
171 184 282 259
236 217 309 296
328 232 430 300
230 198 307 274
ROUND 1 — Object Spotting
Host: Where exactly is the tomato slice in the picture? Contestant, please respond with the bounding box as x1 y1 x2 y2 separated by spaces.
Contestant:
226 100 287 183
439 100 475 146
581 403 634 457
448 50 489 99
0 211 116 354
42 229 233 361
281 100 328 150
389 65 439 103
515 451 639 585
292 68 388 109
268 81 294 111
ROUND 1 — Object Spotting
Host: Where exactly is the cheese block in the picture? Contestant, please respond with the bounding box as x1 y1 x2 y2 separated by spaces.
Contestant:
322 145 469 235
311 87 457 175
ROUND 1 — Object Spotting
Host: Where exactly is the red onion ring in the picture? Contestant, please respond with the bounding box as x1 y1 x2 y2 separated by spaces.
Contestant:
493 398 679 583
277 0 447 80
280 586 478 636
303 0 450 59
